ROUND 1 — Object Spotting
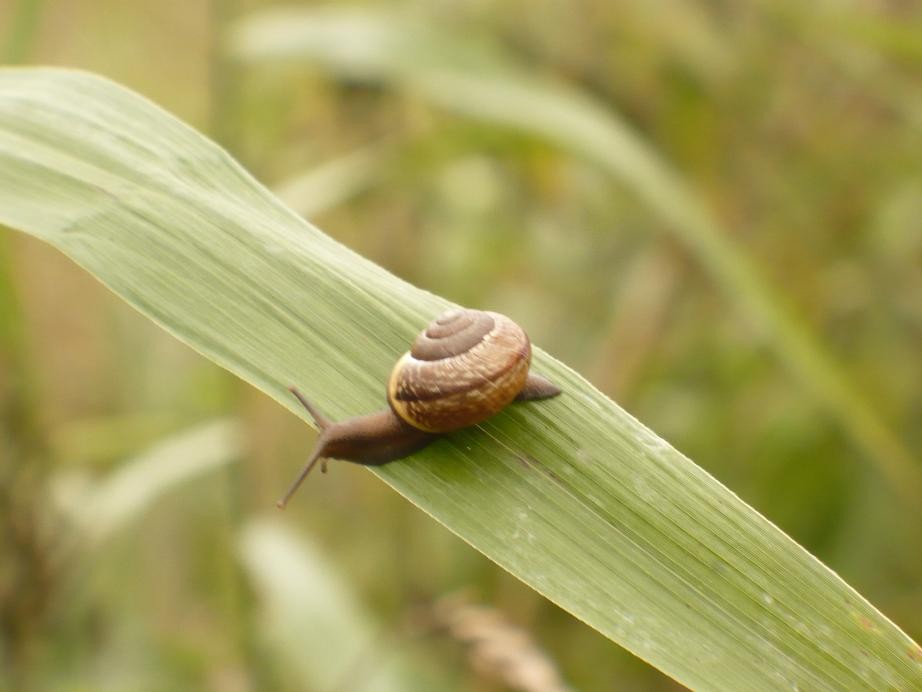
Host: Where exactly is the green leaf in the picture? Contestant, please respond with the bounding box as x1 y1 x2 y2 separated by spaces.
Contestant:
1 68 919 690
229 6 921 507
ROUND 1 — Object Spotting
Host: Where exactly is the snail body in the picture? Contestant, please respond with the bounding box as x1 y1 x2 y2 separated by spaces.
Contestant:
278 309 561 508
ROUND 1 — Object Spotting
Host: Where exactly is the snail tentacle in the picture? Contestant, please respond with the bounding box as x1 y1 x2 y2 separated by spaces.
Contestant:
278 387 437 509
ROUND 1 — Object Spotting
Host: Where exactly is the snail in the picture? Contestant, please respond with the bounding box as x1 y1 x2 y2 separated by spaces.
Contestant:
278 308 561 508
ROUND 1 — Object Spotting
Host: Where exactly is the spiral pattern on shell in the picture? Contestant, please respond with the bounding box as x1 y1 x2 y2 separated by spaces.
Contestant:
387 309 532 433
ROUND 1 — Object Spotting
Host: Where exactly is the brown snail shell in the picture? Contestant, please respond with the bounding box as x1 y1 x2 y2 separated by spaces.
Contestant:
388 310 531 433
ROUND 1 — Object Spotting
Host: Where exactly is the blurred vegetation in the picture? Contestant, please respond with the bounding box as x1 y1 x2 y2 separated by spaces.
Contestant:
1 0 920 690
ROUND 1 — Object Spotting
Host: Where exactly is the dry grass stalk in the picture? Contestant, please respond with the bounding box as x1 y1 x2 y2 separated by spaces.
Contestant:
430 592 572 692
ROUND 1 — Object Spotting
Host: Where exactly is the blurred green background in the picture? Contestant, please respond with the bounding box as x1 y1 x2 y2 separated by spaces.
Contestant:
1 0 920 690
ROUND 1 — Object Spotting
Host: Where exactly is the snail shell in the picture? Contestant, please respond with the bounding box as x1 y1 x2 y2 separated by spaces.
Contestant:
387 309 530 433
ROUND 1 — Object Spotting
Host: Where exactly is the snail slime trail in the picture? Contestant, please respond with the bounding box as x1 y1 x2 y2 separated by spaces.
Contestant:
278 309 562 509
